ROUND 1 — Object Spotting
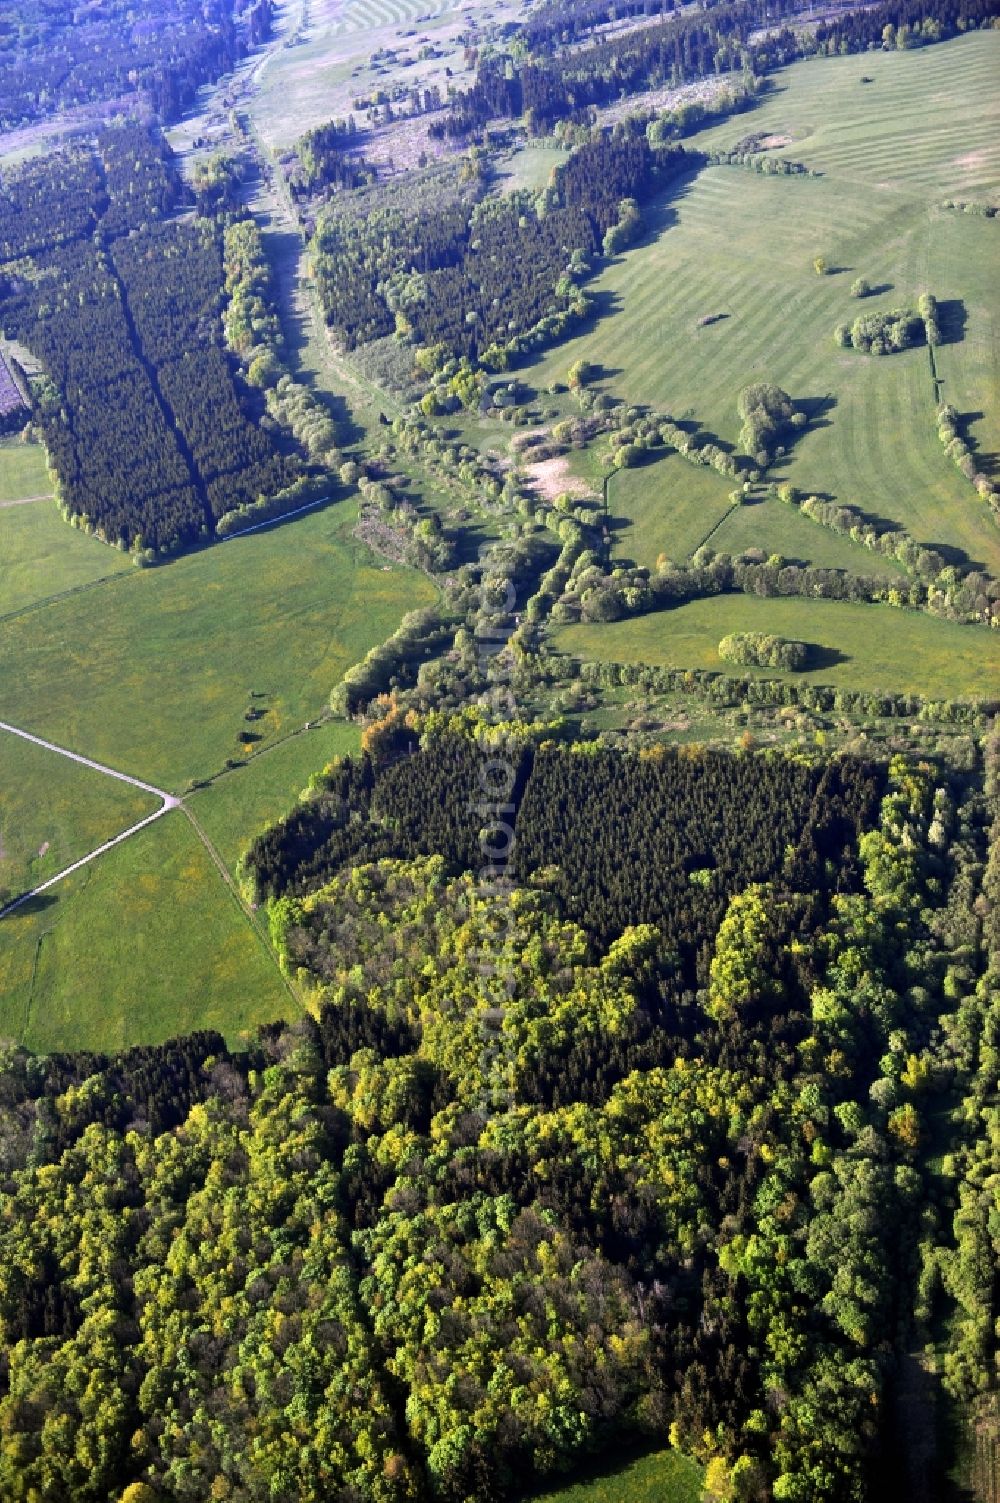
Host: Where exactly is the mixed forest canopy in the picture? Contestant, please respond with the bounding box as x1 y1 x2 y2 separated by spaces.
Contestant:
311 132 691 367
1 727 998 1502
0 0 998 1499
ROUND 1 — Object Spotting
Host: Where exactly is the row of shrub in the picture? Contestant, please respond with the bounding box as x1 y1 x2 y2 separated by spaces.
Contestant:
936 402 1000 521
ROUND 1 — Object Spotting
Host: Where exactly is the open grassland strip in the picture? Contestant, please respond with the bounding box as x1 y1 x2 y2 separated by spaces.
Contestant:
0 816 296 1052
528 1446 702 1503
556 596 1000 702
0 436 50 502
239 110 398 434
17 869 92 1047
180 801 302 1011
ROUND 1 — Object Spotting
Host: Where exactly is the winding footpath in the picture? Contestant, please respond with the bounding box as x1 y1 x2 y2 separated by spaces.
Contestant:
0 719 179 919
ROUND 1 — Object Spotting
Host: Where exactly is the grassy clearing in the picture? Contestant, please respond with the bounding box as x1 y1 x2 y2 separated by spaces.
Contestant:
0 812 296 1054
0 498 434 791
0 498 131 617
556 595 1000 701
528 1448 702 1503
566 438 891 576
0 436 49 502
523 33 1000 579
189 719 361 872
606 451 736 567
0 732 158 899
497 143 566 193
710 494 905 574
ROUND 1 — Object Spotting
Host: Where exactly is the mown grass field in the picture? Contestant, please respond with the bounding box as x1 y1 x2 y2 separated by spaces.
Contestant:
189 719 361 872
0 732 158 900
0 498 434 790
529 1447 702 1503
710 494 905 575
498 142 566 193
557 596 1000 701
526 33 1000 578
600 451 736 568
0 497 131 617
0 436 49 501
0 812 296 1054
565 437 890 577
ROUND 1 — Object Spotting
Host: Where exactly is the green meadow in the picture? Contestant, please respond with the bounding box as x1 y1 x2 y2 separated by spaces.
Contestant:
529 1448 702 1503
526 33 1000 578
0 435 49 502
557 596 1000 701
710 493 906 575
0 731 157 900
0 497 131 617
0 812 296 1054
189 718 361 872
604 451 735 568
0 498 434 790
0 498 426 1052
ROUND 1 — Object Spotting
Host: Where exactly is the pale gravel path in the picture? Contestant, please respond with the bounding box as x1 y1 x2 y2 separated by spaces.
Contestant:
0 719 178 919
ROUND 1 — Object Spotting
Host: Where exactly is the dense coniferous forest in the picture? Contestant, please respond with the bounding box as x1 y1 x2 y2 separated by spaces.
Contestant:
0 126 304 552
0 0 273 128
2 727 997 1501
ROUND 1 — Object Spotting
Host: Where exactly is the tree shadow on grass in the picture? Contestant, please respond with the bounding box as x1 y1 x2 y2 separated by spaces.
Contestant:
0 890 59 920
803 642 850 671
256 220 365 448
937 298 967 346
797 392 837 430
955 410 998 477
628 168 700 251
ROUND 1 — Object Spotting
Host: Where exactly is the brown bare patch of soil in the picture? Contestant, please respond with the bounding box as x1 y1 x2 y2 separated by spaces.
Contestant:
525 453 597 503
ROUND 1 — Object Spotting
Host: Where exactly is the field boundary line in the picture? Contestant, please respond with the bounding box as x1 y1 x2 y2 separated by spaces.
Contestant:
180 803 302 1010
0 719 177 800
0 564 138 626
220 494 333 541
